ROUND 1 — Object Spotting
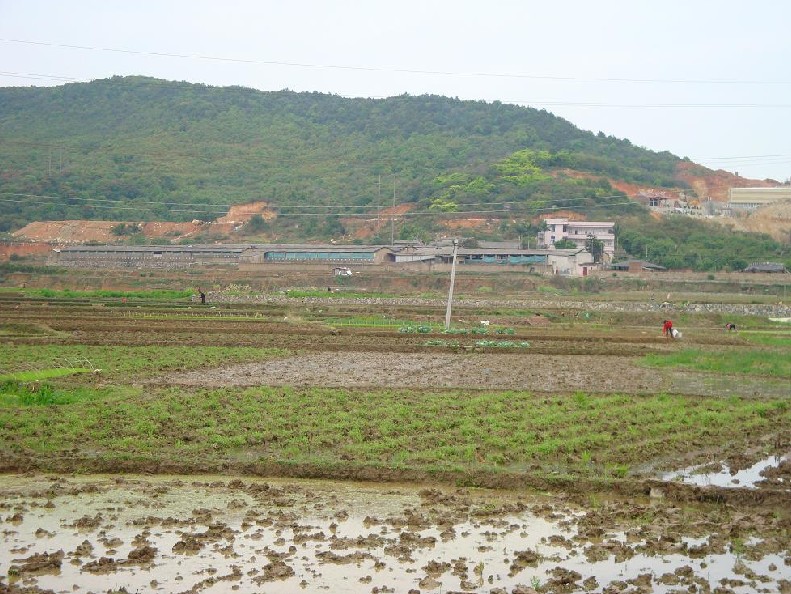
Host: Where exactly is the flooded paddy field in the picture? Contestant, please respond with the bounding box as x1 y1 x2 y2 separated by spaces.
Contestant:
2 474 790 594
1 289 790 593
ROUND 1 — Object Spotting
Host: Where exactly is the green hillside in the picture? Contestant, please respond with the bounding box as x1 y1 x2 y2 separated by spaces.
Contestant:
0 76 788 270
0 76 678 226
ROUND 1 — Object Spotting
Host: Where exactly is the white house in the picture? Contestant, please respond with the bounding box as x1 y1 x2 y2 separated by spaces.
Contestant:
538 218 615 261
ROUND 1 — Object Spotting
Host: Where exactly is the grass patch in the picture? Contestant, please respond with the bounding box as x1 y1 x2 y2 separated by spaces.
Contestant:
0 322 63 338
741 333 791 348
0 380 120 406
0 345 288 380
0 368 93 382
2 388 788 477
324 316 430 329
10 288 194 301
641 348 791 378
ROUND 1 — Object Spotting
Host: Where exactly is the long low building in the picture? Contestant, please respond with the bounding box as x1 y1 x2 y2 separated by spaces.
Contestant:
728 187 791 211
52 244 249 268
396 245 595 276
51 244 392 268
50 242 596 275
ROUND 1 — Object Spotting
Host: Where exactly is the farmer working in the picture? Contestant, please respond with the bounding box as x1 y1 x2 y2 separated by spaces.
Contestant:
662 319 674 339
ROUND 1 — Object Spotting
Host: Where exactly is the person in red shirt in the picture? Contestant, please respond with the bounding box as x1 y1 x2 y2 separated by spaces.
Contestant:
662 320 673 338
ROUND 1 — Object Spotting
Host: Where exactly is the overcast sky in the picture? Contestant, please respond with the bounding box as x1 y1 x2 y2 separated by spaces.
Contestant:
2 0 790 181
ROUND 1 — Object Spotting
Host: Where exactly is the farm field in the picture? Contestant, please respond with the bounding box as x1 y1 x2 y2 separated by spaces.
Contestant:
0 278 790 593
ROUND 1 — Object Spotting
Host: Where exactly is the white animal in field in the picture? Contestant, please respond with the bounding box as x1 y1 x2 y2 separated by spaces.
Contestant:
480 320 490 327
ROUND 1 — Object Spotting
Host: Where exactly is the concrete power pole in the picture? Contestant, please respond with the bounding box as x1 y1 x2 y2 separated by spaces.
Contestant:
390 176 395 246
444 239 459 330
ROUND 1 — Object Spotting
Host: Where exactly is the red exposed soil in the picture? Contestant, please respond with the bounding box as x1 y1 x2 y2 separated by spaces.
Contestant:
675 162 778 202
215 201 277 224
6 166 784 246
0 241 52 261
341 203 414 240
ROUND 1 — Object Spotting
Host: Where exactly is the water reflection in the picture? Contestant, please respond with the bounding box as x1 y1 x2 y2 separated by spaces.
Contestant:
0 475 787 593
661 453 790 489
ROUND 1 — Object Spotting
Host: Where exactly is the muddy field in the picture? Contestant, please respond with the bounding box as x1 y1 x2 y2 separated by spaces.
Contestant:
1 289 790 593
2 474 791 594
159 349 791 399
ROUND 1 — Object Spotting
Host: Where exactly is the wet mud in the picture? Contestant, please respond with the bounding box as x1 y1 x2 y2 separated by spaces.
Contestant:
1 475 790 594
160 349 790 399
161 351 663 395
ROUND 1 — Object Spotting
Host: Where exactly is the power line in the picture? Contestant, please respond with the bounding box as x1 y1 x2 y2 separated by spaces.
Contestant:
2 69 790 110
0 192 232 209
520 100 791 109
0 197 229 216
692 154 791 167
0 194 635 219
4 37 791 86
702 153 786 161
0 70 80 82
0 191 630 211
3 137 787 180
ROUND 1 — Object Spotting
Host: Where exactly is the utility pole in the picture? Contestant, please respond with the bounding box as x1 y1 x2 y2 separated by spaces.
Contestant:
445 239 459 330
390 175 395 246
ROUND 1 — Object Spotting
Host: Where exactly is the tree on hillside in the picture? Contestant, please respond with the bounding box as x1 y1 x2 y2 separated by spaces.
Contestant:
244 214 269 234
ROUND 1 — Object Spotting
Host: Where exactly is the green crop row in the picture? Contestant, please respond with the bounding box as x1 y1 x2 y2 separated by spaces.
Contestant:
1 386 787 480
0 345 288 380
641 348 791 378
1 287 193 300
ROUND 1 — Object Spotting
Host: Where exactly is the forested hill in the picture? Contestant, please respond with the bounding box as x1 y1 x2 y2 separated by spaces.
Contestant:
0 75 685 232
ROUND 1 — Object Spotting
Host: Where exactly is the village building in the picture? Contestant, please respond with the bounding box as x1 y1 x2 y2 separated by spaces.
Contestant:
50 241 598 276
728 187 791 211
742 262 788 274
51 244 249 268
610 260 667 273
537 218 616 261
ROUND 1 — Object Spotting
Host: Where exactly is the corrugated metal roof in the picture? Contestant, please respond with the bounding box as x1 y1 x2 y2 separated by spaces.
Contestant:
60 245 247 253
59 243 392 254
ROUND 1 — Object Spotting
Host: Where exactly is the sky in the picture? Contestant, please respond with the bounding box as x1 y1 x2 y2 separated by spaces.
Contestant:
2 0 790 182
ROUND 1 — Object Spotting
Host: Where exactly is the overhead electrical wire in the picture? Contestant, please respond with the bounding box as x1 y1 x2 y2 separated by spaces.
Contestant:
3 138 789 173
0 192 635 218
4 38 786 191
2 68 789 109
3 38 791 86
0 191 630 210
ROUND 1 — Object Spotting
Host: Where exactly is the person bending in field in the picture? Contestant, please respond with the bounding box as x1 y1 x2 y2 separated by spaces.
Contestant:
662 319 674 339
725 322 737 332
